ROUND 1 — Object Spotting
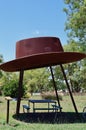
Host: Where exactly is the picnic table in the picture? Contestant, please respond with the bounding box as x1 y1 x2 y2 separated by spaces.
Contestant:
28 99 57 113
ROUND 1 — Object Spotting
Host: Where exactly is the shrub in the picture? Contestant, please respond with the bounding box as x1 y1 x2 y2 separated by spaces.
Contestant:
41 91 63 101
2 80 26 98
23 92 31 99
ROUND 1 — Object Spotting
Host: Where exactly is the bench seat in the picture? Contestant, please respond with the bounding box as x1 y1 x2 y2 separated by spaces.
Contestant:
52 104 62 112
22 105 30 113
33 107 60 112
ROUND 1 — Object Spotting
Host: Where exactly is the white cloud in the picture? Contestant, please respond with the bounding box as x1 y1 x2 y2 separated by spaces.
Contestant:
32 30 40 35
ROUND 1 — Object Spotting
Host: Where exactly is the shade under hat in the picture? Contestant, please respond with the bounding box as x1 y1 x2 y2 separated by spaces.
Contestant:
0 37 86 72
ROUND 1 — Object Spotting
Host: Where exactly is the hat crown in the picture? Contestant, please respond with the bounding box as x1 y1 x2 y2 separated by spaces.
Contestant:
16 37 64 58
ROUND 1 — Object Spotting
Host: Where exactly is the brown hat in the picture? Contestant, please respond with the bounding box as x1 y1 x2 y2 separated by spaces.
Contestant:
0 37 86 72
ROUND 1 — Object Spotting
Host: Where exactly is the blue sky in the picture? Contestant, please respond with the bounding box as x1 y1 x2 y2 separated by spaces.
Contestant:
0 0 67 62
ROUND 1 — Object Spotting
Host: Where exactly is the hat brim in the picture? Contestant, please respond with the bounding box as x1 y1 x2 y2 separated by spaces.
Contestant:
0 52 86 72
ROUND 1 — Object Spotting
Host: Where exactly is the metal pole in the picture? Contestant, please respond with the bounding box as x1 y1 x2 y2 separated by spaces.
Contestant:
50 66 62 112
16 70 24 116
60 64 78 113
5 97 12 124
6 100 10 124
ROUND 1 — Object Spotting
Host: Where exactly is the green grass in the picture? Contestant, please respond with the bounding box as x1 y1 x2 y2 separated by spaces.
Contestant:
0 94 86 130
0 123 86 130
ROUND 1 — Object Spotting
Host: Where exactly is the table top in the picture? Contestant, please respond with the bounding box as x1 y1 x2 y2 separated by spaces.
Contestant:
29 99 56 103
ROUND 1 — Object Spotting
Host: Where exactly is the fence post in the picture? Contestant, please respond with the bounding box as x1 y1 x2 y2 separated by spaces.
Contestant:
5 96 12 124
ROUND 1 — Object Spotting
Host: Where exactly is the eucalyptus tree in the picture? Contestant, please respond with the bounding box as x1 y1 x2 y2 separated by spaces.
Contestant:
64 0 86 50
0 54 3 79
24 68 50 94
63 0 86 92
0 55 4 94
63 42 86 92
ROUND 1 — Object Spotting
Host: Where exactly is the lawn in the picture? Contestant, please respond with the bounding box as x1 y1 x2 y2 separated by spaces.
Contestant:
0 94 86 130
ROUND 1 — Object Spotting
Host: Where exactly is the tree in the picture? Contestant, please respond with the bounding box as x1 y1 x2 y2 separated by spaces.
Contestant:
24 68 50 94
0 54 3 63
64 0 86 51
52 66 66 90
63 42 86 92
63 0 86 92
2 72 26 97
0 54 4 94
0 54 3 78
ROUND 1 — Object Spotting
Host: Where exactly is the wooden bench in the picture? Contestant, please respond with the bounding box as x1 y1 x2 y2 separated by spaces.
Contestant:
22 105 30 113
52 104 62 112
33 107 61 112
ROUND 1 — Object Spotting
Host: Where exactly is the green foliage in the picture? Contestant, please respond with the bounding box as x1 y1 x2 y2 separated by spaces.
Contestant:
24 68 50 93
2 80 18 97
23 92 31 98
0 54 3 78
24 67 67 94
1 72 27 98
63 0 86 92
0 71 3 79
70 65 86 92
55 66 66 90
64 41 82 52
63 41 86 92
2 79 26 98
64 0 86 49
0 54 3 63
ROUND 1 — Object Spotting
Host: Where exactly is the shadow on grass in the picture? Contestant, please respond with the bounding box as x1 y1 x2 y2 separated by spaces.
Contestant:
13 112 86 124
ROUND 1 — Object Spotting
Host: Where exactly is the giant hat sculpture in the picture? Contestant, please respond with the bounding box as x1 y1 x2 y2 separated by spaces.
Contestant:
0 37 86 115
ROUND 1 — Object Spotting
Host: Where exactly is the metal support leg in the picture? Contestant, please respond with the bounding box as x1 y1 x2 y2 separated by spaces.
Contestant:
60 64 78 113
50 66 62 112
16 70 24 116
